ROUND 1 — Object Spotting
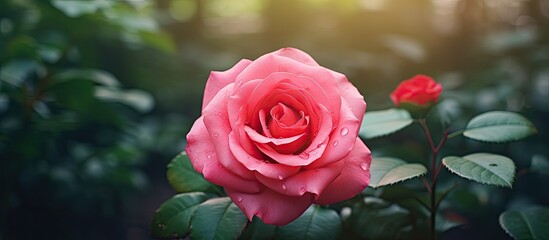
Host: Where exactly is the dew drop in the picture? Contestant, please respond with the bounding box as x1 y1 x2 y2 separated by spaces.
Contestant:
207 155 212 159
213 133 220 138
298 152 310 159
278 174 284 180
333 141 339 147
360 162 368 171
340 127 349 136
299 187 306 195
340 207 352 221
282 184 287 190
237 196 243 202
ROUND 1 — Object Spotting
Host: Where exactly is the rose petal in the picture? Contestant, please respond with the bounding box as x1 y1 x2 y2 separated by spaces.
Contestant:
256 104 332 166
228 132 301 179
237 55 341 121
270 103 300 127
246 73 333 123
331 71 367 120
390 75 442 106
244 126 305 145
272 47 320 66
186 116 213 172
255 160 344 197
314 139 372 205
254 90 313 135
226 188 313 226
203 59 252 110
227 79 261 130
186 117 262 193
202 83 255 179
306 98 361 169
258 109 274 138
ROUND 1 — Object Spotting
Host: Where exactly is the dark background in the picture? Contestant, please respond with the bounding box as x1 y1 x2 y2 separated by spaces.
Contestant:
1 0 548 239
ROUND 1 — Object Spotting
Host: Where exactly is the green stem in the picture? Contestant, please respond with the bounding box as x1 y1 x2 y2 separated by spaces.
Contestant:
418 119 449 240
434 182 459 212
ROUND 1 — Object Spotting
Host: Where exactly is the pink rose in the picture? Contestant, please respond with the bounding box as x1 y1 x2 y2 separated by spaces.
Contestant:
186 48 371 226
390 74 443 107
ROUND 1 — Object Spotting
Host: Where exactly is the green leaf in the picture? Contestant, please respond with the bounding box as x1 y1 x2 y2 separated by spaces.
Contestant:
49 78 95 110
167 152 221 194
499 207 549 240
0 60 41 87
463 111 537 143
359 108 413 139
531 155 549 174
190 197 248 240
150 192 211 239
54 69 120 87
368 157 427 188
48 78 122 125
51 0 113 17
350 200 410 239
4 35 38 60
277 205 341 240
241 217 277 240
94 87 154 113
442 153 516 187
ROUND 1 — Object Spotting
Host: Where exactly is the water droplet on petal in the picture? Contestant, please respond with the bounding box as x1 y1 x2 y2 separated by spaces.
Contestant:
207 155 212 159
298 152 310 159
237 196 243 202
333 141 339 147
299 187 306 195
360 162 368 171
340 127 349 136
278 174 284 180
282 184 287 190
213 132 220 138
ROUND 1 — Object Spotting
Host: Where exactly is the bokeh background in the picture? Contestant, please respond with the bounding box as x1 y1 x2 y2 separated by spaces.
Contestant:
1 0 548 239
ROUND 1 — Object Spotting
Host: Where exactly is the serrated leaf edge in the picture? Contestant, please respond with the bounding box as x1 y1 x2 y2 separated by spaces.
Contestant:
442 155 515 188
499 210 536 240
371 163 428 188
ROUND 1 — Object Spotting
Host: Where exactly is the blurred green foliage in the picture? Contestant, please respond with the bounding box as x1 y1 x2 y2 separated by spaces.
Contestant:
1 0 549 239
0 0 182 239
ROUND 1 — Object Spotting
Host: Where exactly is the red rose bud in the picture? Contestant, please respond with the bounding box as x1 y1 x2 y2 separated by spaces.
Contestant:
185 48 371 226
390 75 443 115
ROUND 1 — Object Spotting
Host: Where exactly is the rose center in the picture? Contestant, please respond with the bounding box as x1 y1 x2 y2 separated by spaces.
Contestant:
255 102 310 155
269 103 302 128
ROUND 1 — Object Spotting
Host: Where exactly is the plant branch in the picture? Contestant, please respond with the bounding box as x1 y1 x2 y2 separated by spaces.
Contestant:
434 182 459 212
447 129 464 139
418 119 450 240
419 119 436 152
422 176 432 194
